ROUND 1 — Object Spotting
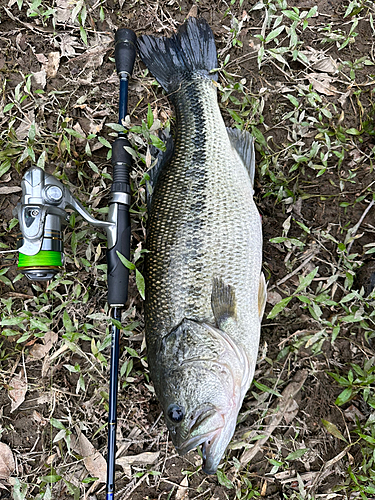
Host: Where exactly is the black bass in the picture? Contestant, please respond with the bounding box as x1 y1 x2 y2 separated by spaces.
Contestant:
137 17 266 474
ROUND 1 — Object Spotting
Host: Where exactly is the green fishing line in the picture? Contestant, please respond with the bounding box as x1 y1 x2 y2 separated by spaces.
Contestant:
18 251 62 268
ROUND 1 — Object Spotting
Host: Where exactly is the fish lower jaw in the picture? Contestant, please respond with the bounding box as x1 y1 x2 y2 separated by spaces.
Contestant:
175 428 222 457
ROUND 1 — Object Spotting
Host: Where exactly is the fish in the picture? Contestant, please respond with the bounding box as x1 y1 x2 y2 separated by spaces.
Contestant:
137 17 266 474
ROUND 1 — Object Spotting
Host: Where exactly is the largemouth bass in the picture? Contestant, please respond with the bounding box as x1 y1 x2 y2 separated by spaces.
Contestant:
137 17 266 474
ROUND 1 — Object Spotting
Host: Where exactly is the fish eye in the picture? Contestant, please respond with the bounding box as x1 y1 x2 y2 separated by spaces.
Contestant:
167 404 185 423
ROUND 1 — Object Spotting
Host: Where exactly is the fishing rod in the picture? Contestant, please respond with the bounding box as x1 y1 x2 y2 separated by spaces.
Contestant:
14 28 136 500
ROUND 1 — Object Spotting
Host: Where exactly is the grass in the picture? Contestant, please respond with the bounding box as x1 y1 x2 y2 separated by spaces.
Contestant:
0 0 375 499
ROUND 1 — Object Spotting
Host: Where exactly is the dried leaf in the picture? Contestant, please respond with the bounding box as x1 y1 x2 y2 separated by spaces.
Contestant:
307 73 338 96
32 410 47 426
45 52 60 79
32 69 46 89
73 122 86 145
0 186 22 195
0 443 15 480
8 370 27 413
15 110 37 141
283 398 299 424
35 53 48 64
240 370 308 466
37 393 50 405
267 290 282 306
298 48 338 73
117 451 160 468
29 331 58 359
60 35 79 57
55 0 73 23
344 404 365 422
312 57 338 73
29 344 49 359
175 475 189 500
187 4 198 18
77 431 106 483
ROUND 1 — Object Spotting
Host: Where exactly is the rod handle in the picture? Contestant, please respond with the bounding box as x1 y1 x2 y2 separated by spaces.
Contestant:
115 28 136 77
107 205 131 307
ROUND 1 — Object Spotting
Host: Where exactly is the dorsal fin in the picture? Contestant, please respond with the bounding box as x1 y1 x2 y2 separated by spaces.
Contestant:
146 131 174 210
226 128 255 186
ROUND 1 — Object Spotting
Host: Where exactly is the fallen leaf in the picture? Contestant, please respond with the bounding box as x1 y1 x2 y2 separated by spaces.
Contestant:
299 48 338 73
55 0 73 23
29 344 49 359
267 290 282 306
307 73 338 96
44 330 58 348
86 48 107 69
33 410 47 426
35 53 48 64
73 122 86 145
29 331 58 359
8 370 27 412
187 4 198 18
261 480 267 496
15 110 37 141
117 451 160 468
32 69 47 89
175 475 189 500
77 431 106 483
0 443 15 480
283 398 299 424
311 57 338 73
59 35 79 57
0 186 22 195
37 393 51 405
45 52 60 78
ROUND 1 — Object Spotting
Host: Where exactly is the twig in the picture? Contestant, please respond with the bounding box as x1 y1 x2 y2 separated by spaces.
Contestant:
239 369 309 468
346 198 375 254
268 251 318 290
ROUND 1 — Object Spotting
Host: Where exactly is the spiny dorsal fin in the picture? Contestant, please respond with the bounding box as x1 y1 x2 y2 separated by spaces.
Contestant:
211 277 237 328
146 131 174 210
226 128 255 186
258 272 267 320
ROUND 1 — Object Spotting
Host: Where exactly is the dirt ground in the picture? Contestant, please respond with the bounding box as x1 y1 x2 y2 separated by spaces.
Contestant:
0 0 374 499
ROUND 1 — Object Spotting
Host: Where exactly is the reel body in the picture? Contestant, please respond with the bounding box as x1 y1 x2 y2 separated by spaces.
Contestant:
15 166 115 281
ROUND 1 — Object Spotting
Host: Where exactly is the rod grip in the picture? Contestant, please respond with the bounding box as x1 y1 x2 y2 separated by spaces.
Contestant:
115 29 136 76
107 205 131 307
111 136 132 192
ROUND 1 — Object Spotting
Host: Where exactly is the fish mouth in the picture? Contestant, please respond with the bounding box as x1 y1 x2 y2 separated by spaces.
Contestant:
176 429 221 456
176 426 227 475
176 407 224 456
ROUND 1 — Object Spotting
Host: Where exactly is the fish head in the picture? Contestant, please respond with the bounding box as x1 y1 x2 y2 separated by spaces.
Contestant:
153 319 251 474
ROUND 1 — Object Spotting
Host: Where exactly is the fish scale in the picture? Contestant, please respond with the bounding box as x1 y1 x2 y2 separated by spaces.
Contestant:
138 17 265 474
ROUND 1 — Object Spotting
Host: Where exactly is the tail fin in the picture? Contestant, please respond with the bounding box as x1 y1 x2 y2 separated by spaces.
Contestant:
137 17 218 94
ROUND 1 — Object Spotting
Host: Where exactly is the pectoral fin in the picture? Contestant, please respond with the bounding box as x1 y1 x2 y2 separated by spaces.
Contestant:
211 277 237 330
258 272 267 320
